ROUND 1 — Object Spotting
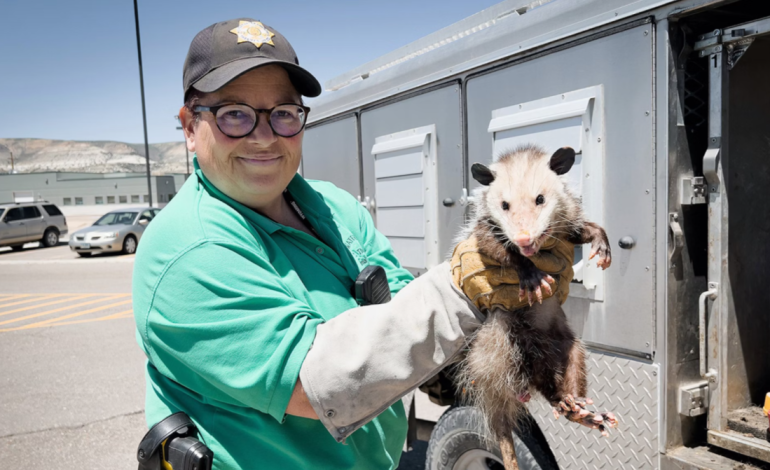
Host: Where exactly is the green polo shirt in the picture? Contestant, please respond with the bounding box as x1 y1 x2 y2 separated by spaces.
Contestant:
132 159 414 470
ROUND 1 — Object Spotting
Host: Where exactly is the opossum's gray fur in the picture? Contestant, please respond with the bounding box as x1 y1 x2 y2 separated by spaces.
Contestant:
454 310 529 442
455 297 587 443
454 144 587 443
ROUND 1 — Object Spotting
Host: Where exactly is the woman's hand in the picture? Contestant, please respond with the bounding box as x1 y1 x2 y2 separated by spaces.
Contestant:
451 235 576 311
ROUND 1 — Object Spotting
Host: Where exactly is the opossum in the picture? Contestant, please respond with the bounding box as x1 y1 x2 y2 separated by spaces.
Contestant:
456 144 617 467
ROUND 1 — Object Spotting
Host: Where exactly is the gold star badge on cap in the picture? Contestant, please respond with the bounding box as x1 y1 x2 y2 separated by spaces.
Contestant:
230 20 275 48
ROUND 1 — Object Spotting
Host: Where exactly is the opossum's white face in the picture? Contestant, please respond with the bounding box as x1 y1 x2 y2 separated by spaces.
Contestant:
473 146 575 257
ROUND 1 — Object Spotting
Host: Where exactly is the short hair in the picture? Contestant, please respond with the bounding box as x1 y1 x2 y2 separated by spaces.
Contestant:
184 88 202 122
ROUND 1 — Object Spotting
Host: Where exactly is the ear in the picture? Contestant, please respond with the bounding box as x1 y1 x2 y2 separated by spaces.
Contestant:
471 163 496 186
549 147 575 175
178 105 197 153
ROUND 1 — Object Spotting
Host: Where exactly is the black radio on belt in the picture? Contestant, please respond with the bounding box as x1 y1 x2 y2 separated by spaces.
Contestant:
137 412 213 470
354 265 391 305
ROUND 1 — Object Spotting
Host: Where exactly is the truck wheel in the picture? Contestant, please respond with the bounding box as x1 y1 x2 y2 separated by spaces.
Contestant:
425 406 559 470
510 407 561 470
42 228 59 247
426 406 504 470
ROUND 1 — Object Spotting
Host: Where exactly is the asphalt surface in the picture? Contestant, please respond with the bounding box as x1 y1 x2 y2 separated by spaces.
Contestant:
0 242 431 469
0 243 144 469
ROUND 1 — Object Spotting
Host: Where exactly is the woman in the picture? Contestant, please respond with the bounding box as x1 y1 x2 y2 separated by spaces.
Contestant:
134 18 529 469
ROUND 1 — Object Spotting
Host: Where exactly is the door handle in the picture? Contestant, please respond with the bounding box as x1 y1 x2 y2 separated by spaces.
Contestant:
699 283 718 382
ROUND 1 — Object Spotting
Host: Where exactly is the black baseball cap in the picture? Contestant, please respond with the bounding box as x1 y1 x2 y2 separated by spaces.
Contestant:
183 19 321 98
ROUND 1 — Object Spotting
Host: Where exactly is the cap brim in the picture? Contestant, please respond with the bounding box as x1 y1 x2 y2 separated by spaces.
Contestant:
192 57 322 97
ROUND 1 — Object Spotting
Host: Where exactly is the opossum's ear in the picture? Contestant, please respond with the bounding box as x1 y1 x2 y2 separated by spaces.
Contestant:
549 147 576 175
471 163 496 186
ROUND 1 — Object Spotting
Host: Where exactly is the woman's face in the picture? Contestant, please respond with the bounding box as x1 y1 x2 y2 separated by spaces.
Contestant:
182 65 303 209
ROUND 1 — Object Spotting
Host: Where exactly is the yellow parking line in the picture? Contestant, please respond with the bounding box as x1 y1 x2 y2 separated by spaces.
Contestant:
48 309 134 327
0 294 33 305
0 294 96 318
3 299 133 331
0 294 70 309
0 294 128 326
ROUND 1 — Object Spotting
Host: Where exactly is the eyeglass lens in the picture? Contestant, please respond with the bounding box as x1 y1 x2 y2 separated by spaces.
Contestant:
215 104 306 138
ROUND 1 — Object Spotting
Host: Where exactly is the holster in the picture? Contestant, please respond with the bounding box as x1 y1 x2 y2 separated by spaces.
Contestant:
136 412 213 470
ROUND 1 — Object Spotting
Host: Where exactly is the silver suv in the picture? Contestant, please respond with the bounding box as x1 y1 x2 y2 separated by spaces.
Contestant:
0 202 68 251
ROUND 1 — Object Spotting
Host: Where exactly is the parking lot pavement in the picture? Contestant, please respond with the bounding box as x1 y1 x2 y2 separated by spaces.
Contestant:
0 247 430 469
0 253 145 470
0 242 135 262
0 243 79 260
0 292 133 332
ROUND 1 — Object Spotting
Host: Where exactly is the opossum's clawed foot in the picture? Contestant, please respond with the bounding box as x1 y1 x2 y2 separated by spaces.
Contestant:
516 266 555 306
589 237 612 270
599 411 619 430
553 395 619 437
517 391 531 403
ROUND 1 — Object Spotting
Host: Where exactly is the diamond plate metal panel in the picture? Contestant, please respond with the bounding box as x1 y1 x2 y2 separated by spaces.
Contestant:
527 351 659 469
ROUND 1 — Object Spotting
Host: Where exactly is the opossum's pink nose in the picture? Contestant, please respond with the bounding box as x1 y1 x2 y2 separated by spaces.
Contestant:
514 231 532 246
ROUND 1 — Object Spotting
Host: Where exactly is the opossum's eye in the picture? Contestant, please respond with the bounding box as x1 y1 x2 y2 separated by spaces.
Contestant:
536 195 545 205
501 201 510 211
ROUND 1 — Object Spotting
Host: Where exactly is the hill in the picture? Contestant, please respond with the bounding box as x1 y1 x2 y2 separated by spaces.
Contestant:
0 138 190 174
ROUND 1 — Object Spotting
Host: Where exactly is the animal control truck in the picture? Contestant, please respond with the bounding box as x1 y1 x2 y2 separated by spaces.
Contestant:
301 0 770 468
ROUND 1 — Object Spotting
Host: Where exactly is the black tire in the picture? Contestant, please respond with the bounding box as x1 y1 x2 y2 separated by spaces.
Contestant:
122 235 137 255
426 406 559 470
426 406 504 470
42 228 59 247
10 244 24 252
77 252 92 258
511 408 561 470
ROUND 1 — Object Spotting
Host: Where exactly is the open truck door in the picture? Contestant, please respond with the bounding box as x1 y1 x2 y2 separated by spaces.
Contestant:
684 16 770 462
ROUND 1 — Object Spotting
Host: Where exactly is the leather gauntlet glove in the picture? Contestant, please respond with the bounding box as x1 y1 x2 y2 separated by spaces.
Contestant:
299 261 484 442
451 234 576 312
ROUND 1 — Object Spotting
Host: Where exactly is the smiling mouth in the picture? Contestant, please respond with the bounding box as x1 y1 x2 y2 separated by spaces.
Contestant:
237 155 281 165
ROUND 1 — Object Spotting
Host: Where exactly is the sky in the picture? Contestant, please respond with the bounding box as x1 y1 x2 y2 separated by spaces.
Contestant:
0 0 501 144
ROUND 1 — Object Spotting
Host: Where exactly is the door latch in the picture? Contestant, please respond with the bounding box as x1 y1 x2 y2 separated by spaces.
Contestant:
357 195 374 212
459 188 469 206
680 177 706 205
669 212 684 267
679 382 709 417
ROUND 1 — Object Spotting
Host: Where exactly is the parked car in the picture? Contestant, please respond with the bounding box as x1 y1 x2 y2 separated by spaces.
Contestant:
68 208 159 257
0 202 68 251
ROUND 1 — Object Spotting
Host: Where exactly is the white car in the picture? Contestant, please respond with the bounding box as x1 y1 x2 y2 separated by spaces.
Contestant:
69 208 160 257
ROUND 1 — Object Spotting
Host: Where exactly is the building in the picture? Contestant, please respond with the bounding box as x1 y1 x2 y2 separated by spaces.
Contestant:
0 172 186 209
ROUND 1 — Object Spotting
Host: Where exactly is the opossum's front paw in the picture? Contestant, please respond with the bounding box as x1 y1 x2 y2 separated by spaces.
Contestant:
553 395 618 437
589 238 612 270
516 265 555 306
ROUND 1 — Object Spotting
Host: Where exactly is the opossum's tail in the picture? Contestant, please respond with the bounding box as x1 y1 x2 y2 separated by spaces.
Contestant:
456 310 530 443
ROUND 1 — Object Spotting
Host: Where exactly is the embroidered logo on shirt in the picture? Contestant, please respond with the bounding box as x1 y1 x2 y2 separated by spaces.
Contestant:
345 235 369 267
229 21 276 48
